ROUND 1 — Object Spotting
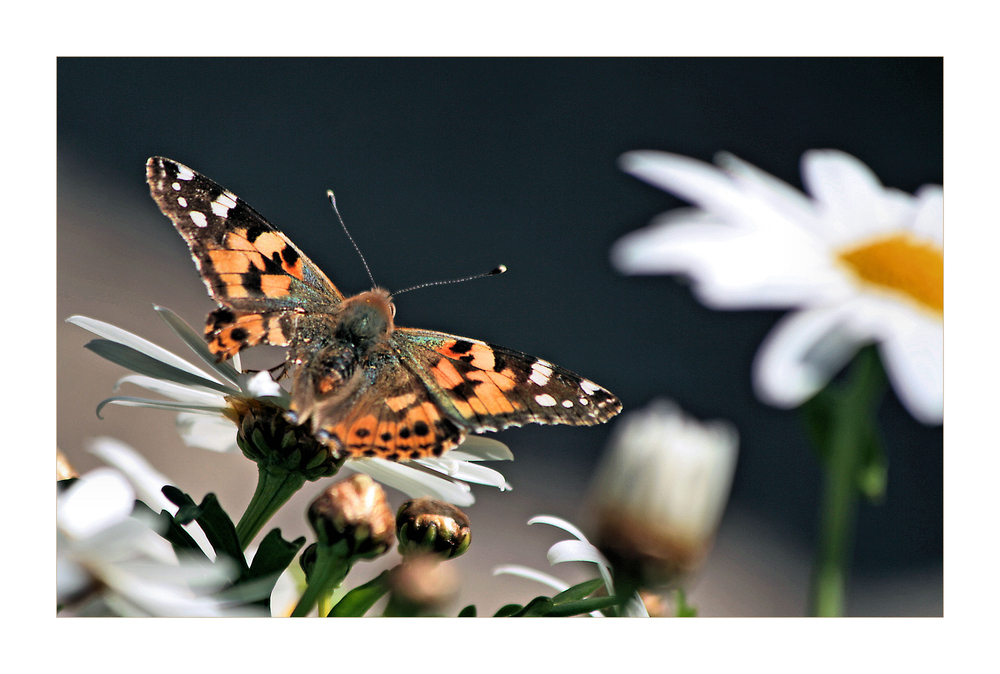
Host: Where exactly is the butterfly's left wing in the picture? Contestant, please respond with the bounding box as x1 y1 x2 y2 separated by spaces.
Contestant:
146 156 344 360
393 328 622 434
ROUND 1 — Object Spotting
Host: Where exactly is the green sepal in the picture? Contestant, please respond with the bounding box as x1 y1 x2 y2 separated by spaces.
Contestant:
493 603 524 617
327 570 391 617
545 595 621 617
512 596 554 617
552 578 604 604
458 604 477 617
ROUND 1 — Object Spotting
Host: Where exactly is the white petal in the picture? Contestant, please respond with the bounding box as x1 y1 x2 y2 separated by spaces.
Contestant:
416 459 511 490
911 185 944 244
57 469 135 539
613 210 847 309
801 150 916 243
448 435 514 461
621 151 824 237
67 316 228 386
243 370 285 398
115 374 229 406
86 437 175 514
753 305 868 408
547 539 611 569
876 316 943 425
344 459 474 506
528 515 589 541
175 412 240 453
491 564 570 592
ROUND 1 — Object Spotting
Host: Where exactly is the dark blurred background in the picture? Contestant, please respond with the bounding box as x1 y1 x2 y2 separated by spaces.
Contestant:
57 57 942 615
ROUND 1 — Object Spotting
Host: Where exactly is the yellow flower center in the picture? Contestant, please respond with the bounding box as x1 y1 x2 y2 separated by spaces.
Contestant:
838 234 943 315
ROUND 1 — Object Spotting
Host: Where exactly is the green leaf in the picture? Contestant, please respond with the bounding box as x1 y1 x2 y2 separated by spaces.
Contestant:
248 529 306 583
327 570 391 617
552 578 604 604
493 603 523 617
457 604 477 617
511 596 554 617
161 487 248 577
546 595 621 617
855 420 888 502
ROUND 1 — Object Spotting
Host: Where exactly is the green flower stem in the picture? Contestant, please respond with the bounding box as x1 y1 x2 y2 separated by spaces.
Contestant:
292 544 352 617
809 347 886 617
235 465 307 550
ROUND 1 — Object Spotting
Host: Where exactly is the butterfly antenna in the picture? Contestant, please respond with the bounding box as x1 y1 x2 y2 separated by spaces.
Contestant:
327 190 377 288
394 265 507 296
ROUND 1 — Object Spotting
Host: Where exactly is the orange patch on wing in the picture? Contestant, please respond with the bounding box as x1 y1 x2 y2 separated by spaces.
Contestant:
431 358 465 388
465 373 517 414
281 257 304 280
225 229 258 251
253 231 288 259
385 393 418 412
258 274 292 296
208 249 262 274
440 341 496 370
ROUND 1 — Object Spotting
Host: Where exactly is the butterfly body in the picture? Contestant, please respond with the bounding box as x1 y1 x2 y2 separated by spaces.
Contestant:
146 157 621 461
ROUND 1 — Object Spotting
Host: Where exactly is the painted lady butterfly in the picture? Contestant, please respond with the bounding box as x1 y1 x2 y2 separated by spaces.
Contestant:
146 157 622 461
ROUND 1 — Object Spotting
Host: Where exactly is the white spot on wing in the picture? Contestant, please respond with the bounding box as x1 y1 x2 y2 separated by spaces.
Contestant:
211 201 230 217
561 400 574 408
175 165 195 181
171 182 181 191
580 380 600 394
177 196 188 208
535 393 557 407
579 398 589 406
189 211 208 228
218 191 238 209
529 361 553 386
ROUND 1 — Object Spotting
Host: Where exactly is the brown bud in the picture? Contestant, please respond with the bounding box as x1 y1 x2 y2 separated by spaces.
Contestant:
308 474 396 560
396 498 471 560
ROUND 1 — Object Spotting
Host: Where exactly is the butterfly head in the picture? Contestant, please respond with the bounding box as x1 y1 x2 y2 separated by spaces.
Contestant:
335 288 396 350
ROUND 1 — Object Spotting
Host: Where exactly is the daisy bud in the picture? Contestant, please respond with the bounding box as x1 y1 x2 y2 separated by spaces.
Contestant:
590 400 738 593
396 498 472 560
308 474 396 560
231 397 347 481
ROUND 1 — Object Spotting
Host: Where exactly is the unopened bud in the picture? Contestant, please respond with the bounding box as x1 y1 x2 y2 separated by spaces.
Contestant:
590 400 738 591
396 498 471 560
308 474 396 560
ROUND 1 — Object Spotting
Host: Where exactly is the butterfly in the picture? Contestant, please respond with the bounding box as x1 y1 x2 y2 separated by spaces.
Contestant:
146 157 622 461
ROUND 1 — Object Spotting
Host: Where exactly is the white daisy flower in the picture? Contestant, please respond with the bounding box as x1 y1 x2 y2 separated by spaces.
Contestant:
612 150 942 425
67 307 512 506
57 465 255 617
589 400 738 587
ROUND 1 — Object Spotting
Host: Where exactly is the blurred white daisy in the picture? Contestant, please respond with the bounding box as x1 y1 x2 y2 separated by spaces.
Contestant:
589 400 738 588
57 464 252 617
613 150 942 425
67 308 511 506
